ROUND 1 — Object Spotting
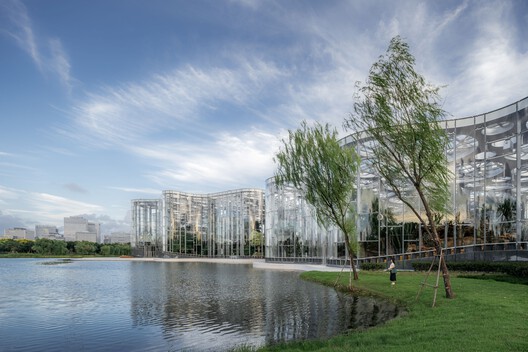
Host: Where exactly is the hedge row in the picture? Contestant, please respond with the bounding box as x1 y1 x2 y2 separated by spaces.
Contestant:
411 261 528 278
360 262 387 271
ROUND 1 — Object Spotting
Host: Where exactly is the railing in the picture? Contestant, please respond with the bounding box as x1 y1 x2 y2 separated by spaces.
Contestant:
266 242 528 270
265 257 323 264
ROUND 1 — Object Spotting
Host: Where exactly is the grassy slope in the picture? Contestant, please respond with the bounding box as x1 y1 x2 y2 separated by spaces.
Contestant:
257 271 528 352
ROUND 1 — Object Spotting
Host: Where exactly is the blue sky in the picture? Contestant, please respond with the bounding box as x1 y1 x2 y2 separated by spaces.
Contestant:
1 0 528 235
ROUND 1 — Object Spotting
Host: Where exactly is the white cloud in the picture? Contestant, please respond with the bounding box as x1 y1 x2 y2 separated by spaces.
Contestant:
0 185 19 200
0 185 103 227
1 0 73 90
109 187 161 195
28 192 103 223
129 128 280 191
69 59 284 146
443 2 528 116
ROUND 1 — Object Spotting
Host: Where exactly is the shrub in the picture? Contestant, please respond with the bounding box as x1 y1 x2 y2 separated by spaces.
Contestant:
360 262 386 271
411 261 528 278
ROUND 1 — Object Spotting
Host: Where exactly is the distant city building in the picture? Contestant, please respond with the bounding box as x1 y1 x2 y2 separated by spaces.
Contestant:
103 232 131 244
3 227 35 240
64 216 101 243
75 231 98 242
35 225 61 240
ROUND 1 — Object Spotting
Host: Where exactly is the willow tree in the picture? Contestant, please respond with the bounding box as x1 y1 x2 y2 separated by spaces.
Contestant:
345 36 454 298
274 121 361 282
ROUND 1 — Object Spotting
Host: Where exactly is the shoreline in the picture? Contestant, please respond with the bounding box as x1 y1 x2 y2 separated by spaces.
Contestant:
74 256 344 272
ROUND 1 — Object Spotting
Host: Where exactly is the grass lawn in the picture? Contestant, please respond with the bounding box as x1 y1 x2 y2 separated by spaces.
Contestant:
252 270 528 352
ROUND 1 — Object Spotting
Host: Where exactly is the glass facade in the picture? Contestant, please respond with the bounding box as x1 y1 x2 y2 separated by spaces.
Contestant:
264 179 347 262
131 199 162 256
266 97 528 260
132 189 265 257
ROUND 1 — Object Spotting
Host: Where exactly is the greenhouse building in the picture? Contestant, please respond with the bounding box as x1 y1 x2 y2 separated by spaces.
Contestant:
265 97 528 264
132 189 265 257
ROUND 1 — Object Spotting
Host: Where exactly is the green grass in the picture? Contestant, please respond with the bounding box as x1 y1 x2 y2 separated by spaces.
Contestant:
251 271 528 352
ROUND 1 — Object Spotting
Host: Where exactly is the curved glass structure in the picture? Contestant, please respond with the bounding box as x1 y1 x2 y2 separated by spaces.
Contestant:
266 97 528 261
131 199 162 257
132 189 265 257
264 180 350 263
163 189 265 257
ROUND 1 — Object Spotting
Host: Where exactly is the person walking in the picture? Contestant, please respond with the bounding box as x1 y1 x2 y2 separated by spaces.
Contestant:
388 257 397 286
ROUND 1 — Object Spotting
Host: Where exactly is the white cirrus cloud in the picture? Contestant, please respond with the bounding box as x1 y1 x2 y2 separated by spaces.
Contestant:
109 187 162 195
69 59 285 147
129 128 281 192
28 192 103 222
0 0 73 90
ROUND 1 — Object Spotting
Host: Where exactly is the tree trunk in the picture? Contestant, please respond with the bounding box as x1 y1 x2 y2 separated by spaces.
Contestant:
344 232 359 282
431 230 455 299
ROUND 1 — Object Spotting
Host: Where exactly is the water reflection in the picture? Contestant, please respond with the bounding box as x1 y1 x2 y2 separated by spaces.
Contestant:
0 259 400 352
129 262 400 350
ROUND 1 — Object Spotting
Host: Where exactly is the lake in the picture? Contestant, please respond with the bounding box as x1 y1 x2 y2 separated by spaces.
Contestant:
0 258 400 351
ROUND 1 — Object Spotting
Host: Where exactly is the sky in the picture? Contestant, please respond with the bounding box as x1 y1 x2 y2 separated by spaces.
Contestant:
1 0 528 235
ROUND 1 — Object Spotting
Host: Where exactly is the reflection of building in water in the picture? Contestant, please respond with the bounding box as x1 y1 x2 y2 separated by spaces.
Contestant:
266 96 528 261
132 189 264 257
128 262 400 350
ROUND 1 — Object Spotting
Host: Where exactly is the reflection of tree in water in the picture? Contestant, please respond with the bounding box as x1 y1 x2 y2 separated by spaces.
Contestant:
129 262 401 350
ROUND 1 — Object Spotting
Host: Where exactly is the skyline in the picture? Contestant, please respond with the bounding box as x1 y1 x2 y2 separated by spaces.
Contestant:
1 0 528 234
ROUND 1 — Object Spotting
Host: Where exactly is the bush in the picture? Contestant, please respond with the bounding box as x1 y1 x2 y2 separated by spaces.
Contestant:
360 262 387 271
411 260 528 278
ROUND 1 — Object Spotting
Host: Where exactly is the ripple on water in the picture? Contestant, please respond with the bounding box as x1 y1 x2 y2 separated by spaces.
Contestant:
0 260 401 352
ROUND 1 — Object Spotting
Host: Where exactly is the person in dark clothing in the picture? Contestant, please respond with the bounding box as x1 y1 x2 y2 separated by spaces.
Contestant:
388 257 397 286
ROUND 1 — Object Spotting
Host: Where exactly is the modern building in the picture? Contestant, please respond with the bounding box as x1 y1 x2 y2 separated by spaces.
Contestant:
264 180 343 262
2 227 35 240
64 216 101 243
131 199 162 256
265 96 528 262
103 232 132 244
132 189 265 257
35 225 61 240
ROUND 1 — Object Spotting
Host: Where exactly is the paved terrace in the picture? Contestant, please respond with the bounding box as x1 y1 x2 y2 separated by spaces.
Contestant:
76 257 344 272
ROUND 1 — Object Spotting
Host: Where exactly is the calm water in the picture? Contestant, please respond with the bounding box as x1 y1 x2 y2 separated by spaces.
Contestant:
0 258 400 351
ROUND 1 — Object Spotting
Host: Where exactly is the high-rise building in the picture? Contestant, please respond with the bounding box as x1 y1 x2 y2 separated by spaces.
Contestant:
64 216 100 243
35 225 60 240
2 227 35 240
103 232 131 244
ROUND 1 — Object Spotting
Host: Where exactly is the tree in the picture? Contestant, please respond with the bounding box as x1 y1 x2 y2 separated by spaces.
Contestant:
32 238 68 255
345 36 455 298
74 241 97 255
274 121 361 283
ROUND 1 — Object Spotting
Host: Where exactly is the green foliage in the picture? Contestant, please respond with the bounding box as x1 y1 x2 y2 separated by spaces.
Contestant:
100 243 131 256
1 238 131 257
360 262 386 271
0 239 34 253
249 230 264 247
412 261 528 278
274 121 361 279
347 35 451 224
74 241 97 255
345 36 454 297
32 238 69 255
274 121 360 239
